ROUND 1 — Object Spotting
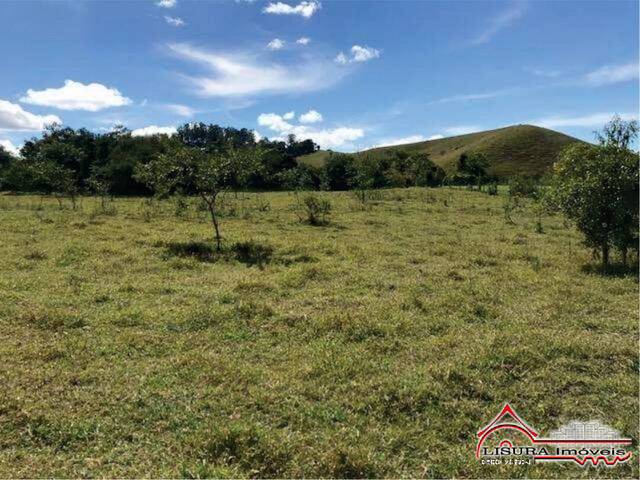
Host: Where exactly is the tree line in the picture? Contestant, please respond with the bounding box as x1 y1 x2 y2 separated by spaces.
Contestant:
0 121 456 199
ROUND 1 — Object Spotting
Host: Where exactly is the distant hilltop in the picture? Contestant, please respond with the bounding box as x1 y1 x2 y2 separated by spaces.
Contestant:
299 124 584 179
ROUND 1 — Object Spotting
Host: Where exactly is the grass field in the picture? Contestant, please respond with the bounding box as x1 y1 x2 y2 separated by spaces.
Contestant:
0 189 637 478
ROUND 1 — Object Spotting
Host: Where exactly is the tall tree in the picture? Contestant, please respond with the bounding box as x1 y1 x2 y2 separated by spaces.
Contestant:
547 116 639 269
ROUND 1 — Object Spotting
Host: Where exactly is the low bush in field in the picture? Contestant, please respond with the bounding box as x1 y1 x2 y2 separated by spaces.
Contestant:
297 193 331 225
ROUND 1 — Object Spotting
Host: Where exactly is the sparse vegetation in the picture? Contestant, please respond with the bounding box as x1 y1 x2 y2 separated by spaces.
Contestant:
0 188 636 477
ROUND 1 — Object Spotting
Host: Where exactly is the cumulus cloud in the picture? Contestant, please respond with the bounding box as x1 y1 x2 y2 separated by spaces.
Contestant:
167 43 346 97
283 111 295 120
335 45 380 64
584 62 639 86
428 134 444 140
156 0 176 8
0 100 61 131
257 111 363 149
267 38 285 50
296 37 311 45
530 112 638 129
165 15 185 26
471 0 528 45
0 139 20 156
131 125 177 137
351 45 380 62
263 1 321 18
20 80 131 111
334 52 348 65
299 109 322 123
257 112 294 132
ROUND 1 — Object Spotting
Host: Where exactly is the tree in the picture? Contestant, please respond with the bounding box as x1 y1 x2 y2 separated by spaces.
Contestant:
0 145 15 169
547 117 638 270
456 152 489 188
322 153 356 191
407 152 446 187
135 145 262 251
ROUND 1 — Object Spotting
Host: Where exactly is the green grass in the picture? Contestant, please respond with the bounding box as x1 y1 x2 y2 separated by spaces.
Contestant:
0 190 637 478
299 124 582 178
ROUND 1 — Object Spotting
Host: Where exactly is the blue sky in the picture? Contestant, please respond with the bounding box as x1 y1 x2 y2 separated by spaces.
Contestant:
0 0 638 155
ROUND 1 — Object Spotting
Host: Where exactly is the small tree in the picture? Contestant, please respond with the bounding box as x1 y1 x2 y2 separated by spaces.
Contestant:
456 152 489 188
135 145 261 251
547 116 638 270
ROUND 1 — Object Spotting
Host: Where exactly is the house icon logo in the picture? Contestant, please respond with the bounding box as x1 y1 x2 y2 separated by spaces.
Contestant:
476 403 633 467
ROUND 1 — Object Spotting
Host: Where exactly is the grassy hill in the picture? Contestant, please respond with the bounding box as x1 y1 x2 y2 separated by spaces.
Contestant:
299 124 583 178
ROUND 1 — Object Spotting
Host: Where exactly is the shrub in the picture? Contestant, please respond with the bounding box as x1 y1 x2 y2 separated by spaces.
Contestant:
486 183 499 196
232 240 273 267
509 175 539 198
298 193 331 225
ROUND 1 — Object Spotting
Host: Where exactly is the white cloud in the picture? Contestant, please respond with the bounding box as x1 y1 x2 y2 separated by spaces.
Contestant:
530 112 638 129
257 111 363 149
302 127 364 149
283 111 295 120
428 88 515 105
263 1 321 18
296 37 311 45
131 125 177 137
252 130 263 142
164 104 195 117
156 0 176 8
267 38 285 50
471 0 528 45
334 52 348 65
335 45 381 64
165 15 185 27
0 139 20 156
167 43 346 97
0 100 61 131
371 135 427 148
351 45 380 62
443 125 482 136
584 62 639 86
299 109 322 123
428 134 444 140
20 80 131 112
258 112 294 132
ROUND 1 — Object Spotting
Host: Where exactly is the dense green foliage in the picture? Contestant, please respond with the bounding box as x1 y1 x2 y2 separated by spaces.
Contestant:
0 123 319 195
0 122 448 196
547 117 639 269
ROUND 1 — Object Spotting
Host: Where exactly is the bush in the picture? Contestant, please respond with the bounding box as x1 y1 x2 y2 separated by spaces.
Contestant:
509 175 539 198
486 183 499 196
298 193 331 225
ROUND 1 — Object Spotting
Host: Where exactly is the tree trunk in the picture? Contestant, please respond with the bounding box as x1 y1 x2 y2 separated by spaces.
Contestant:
602 243 610 271
203 194 221 251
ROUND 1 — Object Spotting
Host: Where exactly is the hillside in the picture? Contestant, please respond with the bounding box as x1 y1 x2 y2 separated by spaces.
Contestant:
299 124 583 178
